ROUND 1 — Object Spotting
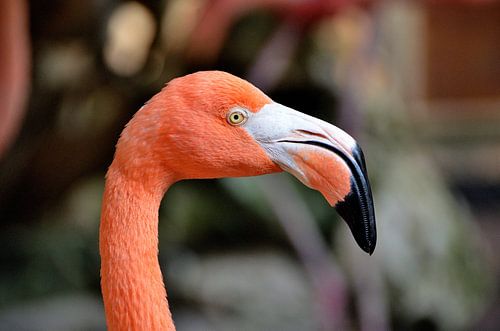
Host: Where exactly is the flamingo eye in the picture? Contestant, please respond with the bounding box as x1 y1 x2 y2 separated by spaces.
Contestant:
227 108 248 126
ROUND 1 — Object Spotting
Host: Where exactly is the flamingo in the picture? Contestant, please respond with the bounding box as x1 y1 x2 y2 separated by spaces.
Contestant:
100 71 376 330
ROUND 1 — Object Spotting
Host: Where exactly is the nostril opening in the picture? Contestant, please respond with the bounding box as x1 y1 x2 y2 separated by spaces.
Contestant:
295 129 329 140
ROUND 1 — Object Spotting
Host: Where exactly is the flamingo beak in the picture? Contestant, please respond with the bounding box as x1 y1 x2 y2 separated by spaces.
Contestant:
245 102 377 254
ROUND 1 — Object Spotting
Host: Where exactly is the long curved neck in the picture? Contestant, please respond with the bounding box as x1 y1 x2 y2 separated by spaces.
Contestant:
100 163 175 331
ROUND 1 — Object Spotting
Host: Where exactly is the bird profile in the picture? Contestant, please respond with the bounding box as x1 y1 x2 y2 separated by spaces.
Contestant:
100 71 376 330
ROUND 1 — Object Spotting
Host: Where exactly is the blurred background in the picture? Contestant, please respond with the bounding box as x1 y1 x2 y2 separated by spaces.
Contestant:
0 0 499 330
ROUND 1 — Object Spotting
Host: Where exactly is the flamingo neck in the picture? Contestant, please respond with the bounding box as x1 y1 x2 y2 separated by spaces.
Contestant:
100 163 175 331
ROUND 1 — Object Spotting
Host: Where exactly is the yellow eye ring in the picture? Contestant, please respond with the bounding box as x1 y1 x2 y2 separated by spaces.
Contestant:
227 109 248 126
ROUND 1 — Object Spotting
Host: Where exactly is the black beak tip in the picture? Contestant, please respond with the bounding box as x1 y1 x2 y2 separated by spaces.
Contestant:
335 143 377 255
335 192 377 255
366 236 376 255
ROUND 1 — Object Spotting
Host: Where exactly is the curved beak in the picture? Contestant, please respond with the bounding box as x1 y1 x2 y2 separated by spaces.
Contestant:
245 103 377 254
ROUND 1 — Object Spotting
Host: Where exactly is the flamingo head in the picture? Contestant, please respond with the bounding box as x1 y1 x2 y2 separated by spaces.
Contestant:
125 71 376 254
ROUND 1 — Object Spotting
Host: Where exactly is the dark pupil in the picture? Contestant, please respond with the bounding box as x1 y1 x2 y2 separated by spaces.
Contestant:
233 114 240 121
